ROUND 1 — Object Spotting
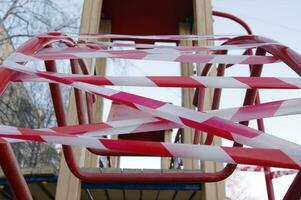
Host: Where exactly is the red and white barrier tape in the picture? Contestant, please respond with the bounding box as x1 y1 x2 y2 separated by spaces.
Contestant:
236 166 298 179
0 95 296 139
2 60 301 169
236 166 265 172
271 170 298 179
38 33 236 41
77 33 234 40
0 94 297 141
81 41 278 52
1 33 301 170
15 73 301 89
0 124 299 169
6 47 279 65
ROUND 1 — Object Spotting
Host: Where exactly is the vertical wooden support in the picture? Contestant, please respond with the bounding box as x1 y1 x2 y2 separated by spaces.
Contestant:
179 22 200 170
193 0 226 199
55 101 85 200
161 130 172 169
55 1 104 200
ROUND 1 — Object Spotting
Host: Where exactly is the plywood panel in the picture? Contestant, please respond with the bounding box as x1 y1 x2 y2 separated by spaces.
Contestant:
157 190 175 200
108 189 123 200
125 190 140 200
91 189 107 199
174 191 194 200
28 184 52 200
142 190 158 200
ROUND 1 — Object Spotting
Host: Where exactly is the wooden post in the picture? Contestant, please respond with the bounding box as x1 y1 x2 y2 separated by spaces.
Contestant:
179 22 200 170
161 130 172 169
55 1 106 199
193 0 226 199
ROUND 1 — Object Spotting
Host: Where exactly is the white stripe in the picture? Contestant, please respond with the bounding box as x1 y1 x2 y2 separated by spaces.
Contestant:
278 77 301 89
232 133 301 167
134 104 184 125
274 98 301 117
107 76 157 87
157 103 211 123
210 55 247 64
0 125 21 134
6 52 41 62
0 138 24 143
3 60 37 74
71 82 119 96
192 76 250 88
67 52 111 59
163 143 235 163
206 107 240 120
143 53 180 61
42 136 107 149
283 149 301 167
146 48 180 54
38 128 56 132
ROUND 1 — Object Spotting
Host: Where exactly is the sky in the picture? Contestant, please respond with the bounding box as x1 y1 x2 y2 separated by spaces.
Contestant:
101 0 301 199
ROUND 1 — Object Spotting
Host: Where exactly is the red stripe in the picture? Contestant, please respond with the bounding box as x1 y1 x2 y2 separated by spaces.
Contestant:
0 135 46 142
181 116 261 139
132 121 181 133
223 147 300 169
51 123 113 135
0 68 15 95
148 76 205 88
111 92 166 109
36 72 74 85
240 56 278 64
231 100 284 122
234 77 298 89
100 139 173 157
179 117 235 141
70 76 114 86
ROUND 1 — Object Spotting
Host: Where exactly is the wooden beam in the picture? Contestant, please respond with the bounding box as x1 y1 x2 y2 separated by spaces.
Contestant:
193 0 226 199
179 22 199 170
161 129 172 169
55 1 105 199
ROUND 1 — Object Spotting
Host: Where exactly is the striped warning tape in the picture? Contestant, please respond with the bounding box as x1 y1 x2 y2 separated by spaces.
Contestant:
1 33 300 171
271 170 298 179
0 125 299 170
80 41 278 52
2 60 301 169
6 48 279 65
0 95 297 138
236 166 298 179
77 33 234 40
14 73 301 89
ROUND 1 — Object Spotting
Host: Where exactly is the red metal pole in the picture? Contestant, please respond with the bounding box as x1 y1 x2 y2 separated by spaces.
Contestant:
256 96 275 200
0 143 32 200
0 60 33 200
283 171 301 200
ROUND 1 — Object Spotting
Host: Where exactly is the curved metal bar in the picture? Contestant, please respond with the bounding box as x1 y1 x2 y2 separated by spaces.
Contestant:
212 12 275 199
256 95 275 200
212 10 253 34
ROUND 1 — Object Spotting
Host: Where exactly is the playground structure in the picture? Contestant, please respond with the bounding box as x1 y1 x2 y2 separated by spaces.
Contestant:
0 0 301 199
